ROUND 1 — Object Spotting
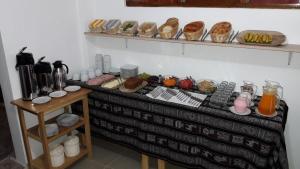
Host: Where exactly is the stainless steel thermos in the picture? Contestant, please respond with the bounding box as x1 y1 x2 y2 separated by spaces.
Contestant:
15 47 38 100
52 60 69 91
34 56 53 95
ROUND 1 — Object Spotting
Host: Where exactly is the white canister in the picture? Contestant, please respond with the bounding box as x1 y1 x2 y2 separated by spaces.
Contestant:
64 136 80 157
103 55 111 73
95 54 103 70
50 145 65 167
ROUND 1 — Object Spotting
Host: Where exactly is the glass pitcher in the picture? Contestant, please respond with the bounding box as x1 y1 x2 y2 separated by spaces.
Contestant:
241 80 257 99
258 81 283 116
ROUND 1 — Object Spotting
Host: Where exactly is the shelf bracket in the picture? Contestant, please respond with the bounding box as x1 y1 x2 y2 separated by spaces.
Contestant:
125 38 128 49
288 51 293 66
182 44 185 55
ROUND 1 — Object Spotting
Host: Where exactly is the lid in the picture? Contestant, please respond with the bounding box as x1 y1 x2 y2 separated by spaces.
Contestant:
34 56 52 74
50 144 64 156
64 135 79 146
15 47 35 69
121 64 138 70
53 60 63 68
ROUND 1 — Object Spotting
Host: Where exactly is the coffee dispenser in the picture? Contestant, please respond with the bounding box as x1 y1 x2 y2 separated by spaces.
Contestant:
15 47 38 100
34 56 53 96
52 60 69 91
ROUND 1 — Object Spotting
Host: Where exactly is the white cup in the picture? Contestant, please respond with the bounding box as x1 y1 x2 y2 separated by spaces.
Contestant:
88 71 96 79
95 69 103 76
81 73 89 82
72 73 80 81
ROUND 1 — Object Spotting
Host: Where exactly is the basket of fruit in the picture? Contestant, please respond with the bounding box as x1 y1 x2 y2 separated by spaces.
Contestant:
237 30 286 46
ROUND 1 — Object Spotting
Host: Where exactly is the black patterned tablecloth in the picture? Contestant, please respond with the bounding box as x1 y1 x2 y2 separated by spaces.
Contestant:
68 80 288 169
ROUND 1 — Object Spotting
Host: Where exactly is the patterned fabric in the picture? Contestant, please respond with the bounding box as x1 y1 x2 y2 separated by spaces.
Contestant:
68 81 288 169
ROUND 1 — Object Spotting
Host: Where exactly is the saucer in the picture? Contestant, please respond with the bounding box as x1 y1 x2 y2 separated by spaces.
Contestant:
255 108 278 118
32 96 51 104
229 106 251 116
49 91 67 98
64 85 81 92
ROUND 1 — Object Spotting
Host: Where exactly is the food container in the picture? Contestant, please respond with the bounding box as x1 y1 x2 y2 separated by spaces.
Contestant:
183 21 205 41
103 19 121 34
210 21 232 43
50 145 65 167
197 80 218 94
64 135 80 157
89 19 106 32
138 22 158 38
120 21 138 36
120 64 138 79
56 114 80 127
158 17 179 39
163 76 177 87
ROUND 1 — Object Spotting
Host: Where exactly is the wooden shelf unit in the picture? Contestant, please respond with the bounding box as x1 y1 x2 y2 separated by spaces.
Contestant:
11 88 93 169
85 32 300 53
28 117 85 143
32 146 88 169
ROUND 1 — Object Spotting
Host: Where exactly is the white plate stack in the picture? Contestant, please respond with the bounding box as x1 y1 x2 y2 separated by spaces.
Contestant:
120 64 138 79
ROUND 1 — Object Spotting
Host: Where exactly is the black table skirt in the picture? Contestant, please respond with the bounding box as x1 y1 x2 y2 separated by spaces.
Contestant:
68 80 288 169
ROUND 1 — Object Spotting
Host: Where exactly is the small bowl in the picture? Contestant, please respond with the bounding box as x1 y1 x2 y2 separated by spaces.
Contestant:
197 79 218 94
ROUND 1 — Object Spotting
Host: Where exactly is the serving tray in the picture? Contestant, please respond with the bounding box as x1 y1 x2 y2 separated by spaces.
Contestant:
237 30 286 46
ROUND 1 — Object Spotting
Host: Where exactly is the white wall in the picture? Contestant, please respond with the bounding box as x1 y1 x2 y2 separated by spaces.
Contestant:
0 0 84 165
80 1 300 169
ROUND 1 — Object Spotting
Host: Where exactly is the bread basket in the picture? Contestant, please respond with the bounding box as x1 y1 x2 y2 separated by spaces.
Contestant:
103 19 121 35
183 21 205 41
210 22 232 43
138 22 158 38
158 17 179 39
120 21 138 36
89 19 106 32
158 24 178 39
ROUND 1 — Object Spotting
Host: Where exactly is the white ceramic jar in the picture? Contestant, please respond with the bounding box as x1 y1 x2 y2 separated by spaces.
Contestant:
64 135 80 157
50 145 65 167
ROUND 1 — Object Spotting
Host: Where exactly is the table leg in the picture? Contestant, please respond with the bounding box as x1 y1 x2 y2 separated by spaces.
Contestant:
158 159 166 169
141 154 149 169
82 96 93 158
38 113 52 169
17 108 33 169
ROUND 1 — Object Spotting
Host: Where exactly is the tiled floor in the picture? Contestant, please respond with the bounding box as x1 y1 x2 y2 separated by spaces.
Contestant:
71 137 185 169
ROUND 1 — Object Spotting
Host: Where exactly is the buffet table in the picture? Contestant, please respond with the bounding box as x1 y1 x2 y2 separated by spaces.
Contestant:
68 80 288 169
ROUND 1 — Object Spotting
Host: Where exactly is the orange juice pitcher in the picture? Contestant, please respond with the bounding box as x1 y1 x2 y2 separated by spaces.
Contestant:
258 81 283 116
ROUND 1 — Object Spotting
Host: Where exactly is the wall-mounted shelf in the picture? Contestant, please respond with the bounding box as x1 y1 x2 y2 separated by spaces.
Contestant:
84 32 300 53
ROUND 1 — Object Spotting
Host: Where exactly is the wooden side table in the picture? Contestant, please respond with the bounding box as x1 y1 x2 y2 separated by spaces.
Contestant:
11 88 92 169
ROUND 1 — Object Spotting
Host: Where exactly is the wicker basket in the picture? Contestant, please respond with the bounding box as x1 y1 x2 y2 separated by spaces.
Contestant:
89 19 106 33
183 21 205 41
158 24 178 39
120 21 138 36
210 22 232 43
138 22 158 38
103 19 121 35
